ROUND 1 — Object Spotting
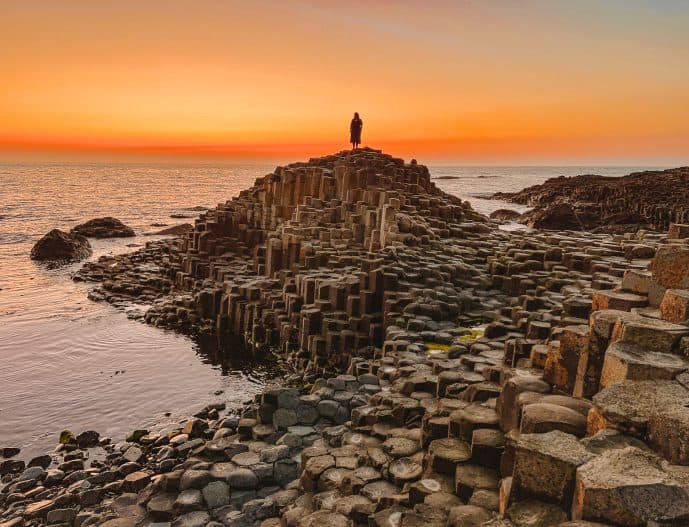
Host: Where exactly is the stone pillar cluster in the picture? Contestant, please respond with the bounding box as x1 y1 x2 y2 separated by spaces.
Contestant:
144 149 486 372
54 150 689 525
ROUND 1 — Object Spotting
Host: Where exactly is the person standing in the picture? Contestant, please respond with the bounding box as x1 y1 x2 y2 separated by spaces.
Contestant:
350 112 363 150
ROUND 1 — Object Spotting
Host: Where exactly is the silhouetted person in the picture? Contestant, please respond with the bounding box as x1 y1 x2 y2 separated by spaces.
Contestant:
350 112 363 150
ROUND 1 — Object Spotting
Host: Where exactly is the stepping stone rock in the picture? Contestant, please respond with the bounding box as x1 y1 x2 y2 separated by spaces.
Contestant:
588 380 689 438
147 493 176 521
573 446 689 525
496 375 551 432
505 499 567 527
381 437 419 458
649 246 689 289
660 289 689 323
520 403 588 437
454 464 500 501
427 437 471 475
543 325 589 396
648 404 689 465
273 409 298 430
471 428 505 470
174 489 204 512
447 504 493 527
227 467 259 489
388 456 423 486
599 342 689 388
298 510 352 527
180 469 211 490
591 291 647 312
123 471 151 492
449 405 500 441
610 317 688 354
171 511 210 527
202 480 230 508
361 480 399 502
512 431 594 509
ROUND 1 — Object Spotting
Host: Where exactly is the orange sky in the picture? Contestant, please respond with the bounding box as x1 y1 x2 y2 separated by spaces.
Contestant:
2 0 688 164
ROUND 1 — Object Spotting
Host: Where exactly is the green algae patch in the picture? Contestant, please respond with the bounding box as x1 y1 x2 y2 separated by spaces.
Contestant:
457 326 485 342
425 342 451 352
59 430 75 445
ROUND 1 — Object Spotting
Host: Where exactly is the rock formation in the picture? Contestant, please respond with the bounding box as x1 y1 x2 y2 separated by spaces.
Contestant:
6 150 689 526
150 224 194 236
30 229 92 263
71 217 135 238
76 148 488 372
488 209 521 222
492 166 689 232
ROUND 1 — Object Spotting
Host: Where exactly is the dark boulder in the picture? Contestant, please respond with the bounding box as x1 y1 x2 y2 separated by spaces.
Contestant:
524 203 581 230
30 229 92 263
489 209 522 222
71 217 135 238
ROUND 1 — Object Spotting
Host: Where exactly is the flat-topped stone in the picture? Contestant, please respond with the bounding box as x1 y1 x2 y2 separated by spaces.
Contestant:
610 316 689 354
591 291 647 312
573 447 689 525
512 431 595 509
588 380 689 440
599 341 689 387
649 246 689 289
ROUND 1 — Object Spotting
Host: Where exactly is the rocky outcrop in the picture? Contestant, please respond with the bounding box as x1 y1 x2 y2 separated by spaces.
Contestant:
525 203 580 230
71 217 135 238
7 221 689 526
488 209 521 222
76 148 489 372
492 166 689 232
6 150 680 525
30 229 92 263
150 223 193 236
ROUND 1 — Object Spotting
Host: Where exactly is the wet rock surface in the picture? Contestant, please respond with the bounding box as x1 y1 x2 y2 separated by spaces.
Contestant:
71 217 135 238
8 150 689 525
488 209 521 222
493 166 689 232
30 229 92 263
150 224 194 236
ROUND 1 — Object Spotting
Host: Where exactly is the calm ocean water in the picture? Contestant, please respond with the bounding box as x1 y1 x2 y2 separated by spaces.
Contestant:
0 162 663 455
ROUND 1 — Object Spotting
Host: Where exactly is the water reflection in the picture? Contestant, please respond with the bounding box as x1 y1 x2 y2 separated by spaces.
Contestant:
194 332 281 379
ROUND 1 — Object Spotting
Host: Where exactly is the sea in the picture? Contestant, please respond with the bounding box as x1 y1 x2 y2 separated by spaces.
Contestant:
0 162 664 456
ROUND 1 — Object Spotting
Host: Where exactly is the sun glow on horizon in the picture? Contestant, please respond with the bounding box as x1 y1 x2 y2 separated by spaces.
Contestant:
2 0 688 164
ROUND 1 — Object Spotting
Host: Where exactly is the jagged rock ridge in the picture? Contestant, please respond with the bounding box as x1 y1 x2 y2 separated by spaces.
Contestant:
492 166 689 232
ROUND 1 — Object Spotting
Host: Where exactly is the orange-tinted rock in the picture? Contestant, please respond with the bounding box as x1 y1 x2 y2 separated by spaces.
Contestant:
659 289 689 323
71 217 135 238
30 229 91 263
493 167 689 232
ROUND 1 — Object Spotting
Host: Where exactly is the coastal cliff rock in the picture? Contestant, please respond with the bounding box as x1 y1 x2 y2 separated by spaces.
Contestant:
71 217 135 238
6 150 683 525
30 229 91 262
493 166 689 232
524 202 580 230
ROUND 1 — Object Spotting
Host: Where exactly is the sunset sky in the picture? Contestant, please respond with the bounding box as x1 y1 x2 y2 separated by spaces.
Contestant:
2 0 688 164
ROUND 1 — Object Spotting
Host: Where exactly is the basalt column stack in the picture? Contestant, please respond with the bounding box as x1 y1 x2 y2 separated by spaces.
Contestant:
161 149 487 370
